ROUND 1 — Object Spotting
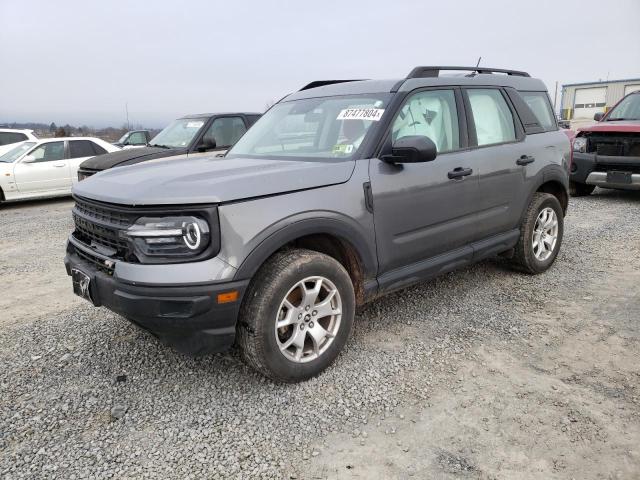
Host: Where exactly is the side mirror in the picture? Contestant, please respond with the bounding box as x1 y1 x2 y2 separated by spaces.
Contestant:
383 136 437 164
22 155 36 163
197 138 217 152
593 112 605 122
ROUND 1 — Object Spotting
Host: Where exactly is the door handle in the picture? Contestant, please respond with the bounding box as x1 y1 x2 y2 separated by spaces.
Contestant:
52 163 66 167
447 167 473 179
516 155 535 166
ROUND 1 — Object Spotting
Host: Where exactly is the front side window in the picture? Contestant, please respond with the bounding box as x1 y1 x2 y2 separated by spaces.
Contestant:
0 132 28 146
227 94 390 160
69 140 96 158
606 93 640 121
391 89 460 153
149 119 206 148
203 117 246 148
128 132 147 145
467 89 516 146
0 142 35 162
521 91 556 130
30 142 65 162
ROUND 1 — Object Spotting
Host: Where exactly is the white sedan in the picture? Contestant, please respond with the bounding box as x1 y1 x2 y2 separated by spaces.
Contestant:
0 137 119 202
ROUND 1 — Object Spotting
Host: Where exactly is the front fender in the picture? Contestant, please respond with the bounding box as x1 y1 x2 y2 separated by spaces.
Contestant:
233 212 378 281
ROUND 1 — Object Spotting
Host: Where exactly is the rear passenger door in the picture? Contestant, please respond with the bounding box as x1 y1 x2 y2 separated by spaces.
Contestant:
463 87 529 239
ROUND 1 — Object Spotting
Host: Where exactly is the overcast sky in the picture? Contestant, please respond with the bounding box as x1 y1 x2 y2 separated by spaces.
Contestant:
1 0 639 128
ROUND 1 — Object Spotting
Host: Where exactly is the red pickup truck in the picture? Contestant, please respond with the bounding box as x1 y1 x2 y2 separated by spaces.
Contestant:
570 91 640 196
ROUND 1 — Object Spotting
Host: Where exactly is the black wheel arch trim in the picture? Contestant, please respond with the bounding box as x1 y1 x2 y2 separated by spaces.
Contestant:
521 165 569 224
233 214 378 283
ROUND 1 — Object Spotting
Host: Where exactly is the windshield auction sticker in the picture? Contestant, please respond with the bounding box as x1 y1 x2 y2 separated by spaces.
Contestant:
337 108 385 121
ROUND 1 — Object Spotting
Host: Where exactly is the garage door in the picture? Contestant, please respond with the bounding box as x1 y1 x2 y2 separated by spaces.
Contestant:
624 84 640 95
574 87 606 119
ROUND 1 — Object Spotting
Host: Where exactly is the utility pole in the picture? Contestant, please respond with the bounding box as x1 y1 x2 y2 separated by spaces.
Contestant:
125 102 130 131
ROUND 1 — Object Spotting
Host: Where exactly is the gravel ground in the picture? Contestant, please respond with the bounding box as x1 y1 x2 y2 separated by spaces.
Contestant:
1 189 639 479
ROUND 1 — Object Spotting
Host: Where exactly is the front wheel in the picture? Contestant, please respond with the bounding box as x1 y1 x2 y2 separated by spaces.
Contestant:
236 249 355 383
511 192 564 274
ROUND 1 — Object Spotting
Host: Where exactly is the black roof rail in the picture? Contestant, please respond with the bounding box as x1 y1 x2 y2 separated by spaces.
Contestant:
299 79 365 91
406 66 530 79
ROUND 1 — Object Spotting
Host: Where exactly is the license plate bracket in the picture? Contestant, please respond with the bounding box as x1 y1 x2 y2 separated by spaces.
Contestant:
607 170 632 184
71 268 94 303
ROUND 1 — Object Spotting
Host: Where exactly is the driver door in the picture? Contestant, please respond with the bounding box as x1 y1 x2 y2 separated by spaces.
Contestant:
13 141 70 193
369 88 480 287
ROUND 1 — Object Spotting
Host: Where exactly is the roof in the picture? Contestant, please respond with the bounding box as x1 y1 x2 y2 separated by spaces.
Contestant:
287 73 547 101
179 112 262 119
562 78 640 88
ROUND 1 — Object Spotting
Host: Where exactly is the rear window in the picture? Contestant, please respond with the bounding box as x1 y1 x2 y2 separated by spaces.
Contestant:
520 92 556 131
0 132 28 146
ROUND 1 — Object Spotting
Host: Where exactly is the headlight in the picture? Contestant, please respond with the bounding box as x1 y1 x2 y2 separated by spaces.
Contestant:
572 137 587 153
122 215 211 259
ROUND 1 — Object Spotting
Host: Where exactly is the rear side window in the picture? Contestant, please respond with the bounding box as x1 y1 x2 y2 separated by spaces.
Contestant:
520 91 556 131
0 132 27 146
467 89 516 146
69 140 97 158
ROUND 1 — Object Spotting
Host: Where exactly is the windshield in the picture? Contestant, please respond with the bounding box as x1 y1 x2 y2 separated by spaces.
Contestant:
117 133 129 143
227 94 390 160
0 142 35 163
607 93 640 121
148 118 206 148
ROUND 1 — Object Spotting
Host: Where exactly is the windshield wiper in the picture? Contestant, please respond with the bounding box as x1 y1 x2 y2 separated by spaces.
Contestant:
607 118 636 121
149 143 171 149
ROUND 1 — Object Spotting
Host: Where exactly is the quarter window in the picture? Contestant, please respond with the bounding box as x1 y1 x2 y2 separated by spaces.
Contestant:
30 142 65 162
467 89 516 146
520 91 556 130
392 89 460 153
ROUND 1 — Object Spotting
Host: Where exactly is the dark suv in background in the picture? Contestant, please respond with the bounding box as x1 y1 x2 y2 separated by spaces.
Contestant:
66 66 570 382
77 112 261 180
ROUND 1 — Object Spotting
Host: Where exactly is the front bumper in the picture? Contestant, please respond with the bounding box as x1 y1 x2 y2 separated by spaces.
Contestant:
64 240 248 355
571 152 640 190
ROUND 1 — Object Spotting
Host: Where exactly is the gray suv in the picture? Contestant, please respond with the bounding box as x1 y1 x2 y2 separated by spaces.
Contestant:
65 66 570 382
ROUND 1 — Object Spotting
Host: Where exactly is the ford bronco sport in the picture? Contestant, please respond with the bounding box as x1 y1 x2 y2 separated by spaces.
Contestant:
570 90 640 195
65 66 570 382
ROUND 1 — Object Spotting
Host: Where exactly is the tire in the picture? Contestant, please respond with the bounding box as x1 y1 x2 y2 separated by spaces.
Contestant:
236 249 355 383
569 181 595 197
511 192 564 274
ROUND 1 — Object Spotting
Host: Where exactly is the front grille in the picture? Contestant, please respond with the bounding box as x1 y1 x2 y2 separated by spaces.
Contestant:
73 240 115 275
72 197 136 262
596 143 624 156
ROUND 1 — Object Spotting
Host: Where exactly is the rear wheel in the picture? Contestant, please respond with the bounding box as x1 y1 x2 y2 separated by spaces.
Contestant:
236 249 355 383
569 181 595 197
511 192 564 274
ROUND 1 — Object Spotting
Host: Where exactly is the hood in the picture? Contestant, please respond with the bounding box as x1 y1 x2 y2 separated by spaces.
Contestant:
79 146 184 170
72 155 355 205
579 120 640 134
